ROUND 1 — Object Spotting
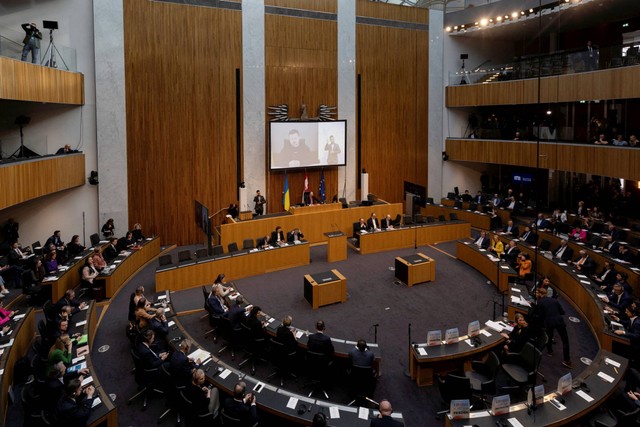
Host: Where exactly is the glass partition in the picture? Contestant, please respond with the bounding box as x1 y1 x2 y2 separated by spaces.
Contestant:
0 24 77 71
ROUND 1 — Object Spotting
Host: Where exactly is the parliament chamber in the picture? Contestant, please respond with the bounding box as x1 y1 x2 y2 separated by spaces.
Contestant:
3 0 640 426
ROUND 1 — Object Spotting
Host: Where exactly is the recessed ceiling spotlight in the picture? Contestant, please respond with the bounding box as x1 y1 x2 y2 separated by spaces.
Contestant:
454 26 458 30
496 16 502 22
489 18 493 23
529 8 534 13
446 26 452 32
480 18 488 26
521 11 525 15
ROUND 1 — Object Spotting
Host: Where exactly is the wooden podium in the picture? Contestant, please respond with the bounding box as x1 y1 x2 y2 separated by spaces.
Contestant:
324 231 347 262
394 253 435 287
304 269 347 309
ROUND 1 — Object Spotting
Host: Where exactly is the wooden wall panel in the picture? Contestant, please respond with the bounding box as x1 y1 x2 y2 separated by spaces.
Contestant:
446 66 640 107
266 0 336 13
0 154 85 210
446 138 640 181
124 0 241 245
356 23 429 203
357 0 428 24
0 57 83 105
265 13 339 212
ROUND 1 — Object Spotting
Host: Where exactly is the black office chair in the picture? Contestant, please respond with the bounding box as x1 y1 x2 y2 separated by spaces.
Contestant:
339 197 349 208
435 373 472 419
393 214 402 226
201 286 218 338
539 239 551 252
586 406 618 427
450 213 458 221
586 235 601 248
21 270 45 306
31 241 43 256
531 331 549 383
157 364 182 425
438 215 446 222
212 245 224 256
454 201 462 208
427 216 436 223
177 389 216 426
238 323 267 375
465 351 500 408
220 407 257 427
501 342 542 392
90 233 101 247
227 242 239 253
216 316 238 360
305 350 331 399
426 197 434 204
158 254 173 266
127 348 165 409
242 239 254 250
266 338 297 387
195 248 209 259
178 250 192 263
347 365 377 407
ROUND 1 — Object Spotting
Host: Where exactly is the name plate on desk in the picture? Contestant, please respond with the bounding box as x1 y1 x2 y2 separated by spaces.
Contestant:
427 330 442 346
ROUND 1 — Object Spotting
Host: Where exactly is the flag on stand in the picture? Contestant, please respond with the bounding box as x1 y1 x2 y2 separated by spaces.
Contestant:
283 171 290 211
319 170 326 203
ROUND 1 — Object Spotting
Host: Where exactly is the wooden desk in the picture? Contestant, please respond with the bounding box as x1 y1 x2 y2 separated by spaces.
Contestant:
456 240 518 292
156 242 310 292
358 222 470 255
220 203 403 249
289 203 342 215
42 245 106 301
409 323 505 386
0 308 34 426
447 350 627 427
325 231 347 262
422 205 492 230
395 253 435 287
99 237 160 298
239 211 253 221
304 269 347 309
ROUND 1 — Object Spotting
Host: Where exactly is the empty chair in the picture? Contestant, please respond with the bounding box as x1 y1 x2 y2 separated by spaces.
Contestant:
367 193 378 202
501 342 542 390
469 203 478 212
393 214 402 226
438 215 446 222
425 197 434 204
305 350 331 399
227 242 239 253
586 235 601 248
454 201 462 208
449 213 458 221
242 238 254 250
31 241 43 256
195 248 209 259
267 338 297 387
339 197 349 208
212 245 224 256
465 351 500 408
158 254 173 267
539 239 551 252
90 233 100 247
436 373 472 419
347 365 377 407
178 250 192 263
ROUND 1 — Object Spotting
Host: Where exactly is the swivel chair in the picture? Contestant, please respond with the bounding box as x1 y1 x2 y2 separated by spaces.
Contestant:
158 254 173 267
464 351 500 409
90 233 101 247
305 350 331 399
501 342 542 394
266 338 297 387
435 373 472 419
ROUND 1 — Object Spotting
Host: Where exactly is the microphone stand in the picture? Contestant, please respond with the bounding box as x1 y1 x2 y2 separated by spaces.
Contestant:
373 324 379 344
404 323 412 377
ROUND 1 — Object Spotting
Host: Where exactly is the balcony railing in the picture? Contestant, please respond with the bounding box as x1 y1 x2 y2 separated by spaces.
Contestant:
0 25 77 71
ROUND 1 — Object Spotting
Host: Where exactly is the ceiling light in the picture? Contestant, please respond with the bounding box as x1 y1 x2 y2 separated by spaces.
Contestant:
496 16 502 22
511 12 518 18
489 18 493 23
529 8 534 13
480 18 488 26
445 26 452 32
454 26 458 30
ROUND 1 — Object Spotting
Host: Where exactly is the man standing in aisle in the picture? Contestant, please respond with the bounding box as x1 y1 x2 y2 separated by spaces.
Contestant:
253 190 266 216
535 287 572 369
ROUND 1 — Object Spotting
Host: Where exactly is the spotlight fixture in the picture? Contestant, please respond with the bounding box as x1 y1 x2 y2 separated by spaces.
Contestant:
546 110 552 115
489 18 493 23
529 8 534 12
446 26 452 32
521 11 525 15
496 16 502 22
480 18 488 26
511 12 518 18
454 26 458 30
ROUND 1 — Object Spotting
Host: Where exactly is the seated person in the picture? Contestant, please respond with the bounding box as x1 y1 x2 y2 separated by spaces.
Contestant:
503 240 520 266
148 308 170 343
245 306 266 341
91 247 106 272
223 381 258 425
54 289 87 316
533 213 551 231
257 234 271 249
43 361 89 415
80 256 99 290
615 244 633 262
136 329 169 369
117 232 137 252
307 320 334 357
101 218 115 239
381 214 395 230
516 253 532 278
0 301 17 327
184 369 220 417
371 399 404 427
48 334 73 367
569 226 587 243
170 340 198 386
66 235 85 257
228 296 248 329
55 378 96 425
594 261 617 290
287 228 304 243
500 313 530 354
571 249 595 275
275 315 298 354
227 204 239 219
45 230 66 253
460 190 473 202
367 213 381 232
502 220 518 237
44 251 59 274
270 226 285 246
600 283 632 315
473 231 490 249
488 233 504 256
207 284 229 316
552 239 573 261
103 237 119 262
354 218 368 236
134 297 156 330
132 223 145 241
349 339 375 369
519 226 538 245
612 306 640 360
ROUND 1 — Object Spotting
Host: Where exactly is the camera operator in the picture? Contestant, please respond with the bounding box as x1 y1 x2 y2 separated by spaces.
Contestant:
21 22 42 63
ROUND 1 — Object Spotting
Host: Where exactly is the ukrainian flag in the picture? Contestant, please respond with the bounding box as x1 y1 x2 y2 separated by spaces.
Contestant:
283 171 290 211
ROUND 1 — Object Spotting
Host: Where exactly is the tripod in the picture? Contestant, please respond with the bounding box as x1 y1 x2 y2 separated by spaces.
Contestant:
41 29 69 70
459 57 469 85
10 122 38 159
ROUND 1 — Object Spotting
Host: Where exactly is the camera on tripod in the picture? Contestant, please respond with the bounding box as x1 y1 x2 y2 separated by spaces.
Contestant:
41 20 68 70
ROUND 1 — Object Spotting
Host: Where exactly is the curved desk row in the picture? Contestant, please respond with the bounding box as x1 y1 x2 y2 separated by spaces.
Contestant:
42 245 105 301
422 204 494 230
447 350 627 427
409 321 505 386
495 234 629 354
356 222 470 255
0 308 34 426
155 242 310 292
439 198 512 227
456 240 519 292
162 293 401 426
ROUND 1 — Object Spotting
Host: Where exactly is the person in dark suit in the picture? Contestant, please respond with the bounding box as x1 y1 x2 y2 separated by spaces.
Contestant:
502 220 519 238
613 305 640 361
43 361 89 414
354 218 368 236
55 378 95 426
227 295 247 328
503 240 520 266
534 287 572 368
184 368 219 416
270 226 285 246
381 214 394 230
102 237 119 262
601 283 633 315
349 339 375 369
553 239 573 261
54 289 86 316
474 191 484 205
170 340 197 386
287 228 304 243
132 223 145 241
594 261 618 291
45 230 66 253
136 330 169 369
276 315 298 354
307 320 334 357
370 399 404 427
473 231 490 249
117 231 136 251
208 284 229 317
519 226 537 245
223 381 258 425
571 249 595 275
533 213 551 231
367 213 381 232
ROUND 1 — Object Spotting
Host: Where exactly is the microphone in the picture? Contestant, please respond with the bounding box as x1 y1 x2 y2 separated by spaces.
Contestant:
373 323 379 327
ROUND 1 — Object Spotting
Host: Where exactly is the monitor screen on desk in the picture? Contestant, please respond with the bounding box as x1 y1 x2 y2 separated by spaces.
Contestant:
269 120 346 170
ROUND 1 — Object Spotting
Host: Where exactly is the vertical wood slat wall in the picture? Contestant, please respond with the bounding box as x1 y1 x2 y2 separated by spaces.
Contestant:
124 0 241 245
123 0 429 244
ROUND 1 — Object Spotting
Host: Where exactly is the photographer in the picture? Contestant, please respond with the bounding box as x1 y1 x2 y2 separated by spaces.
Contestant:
21 22 42 63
